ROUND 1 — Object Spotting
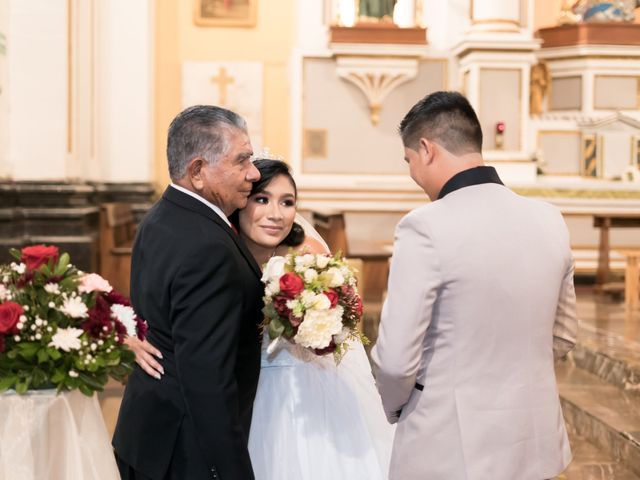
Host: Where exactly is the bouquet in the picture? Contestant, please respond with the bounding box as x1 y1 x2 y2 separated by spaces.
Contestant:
0 245 146 396
261 251 367 363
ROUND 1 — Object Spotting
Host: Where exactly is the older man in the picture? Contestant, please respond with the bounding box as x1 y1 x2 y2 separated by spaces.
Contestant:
113 106 262 480
372 91 578 480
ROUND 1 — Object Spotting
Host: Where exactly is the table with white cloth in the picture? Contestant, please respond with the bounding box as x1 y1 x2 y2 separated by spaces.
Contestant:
0 389 120 480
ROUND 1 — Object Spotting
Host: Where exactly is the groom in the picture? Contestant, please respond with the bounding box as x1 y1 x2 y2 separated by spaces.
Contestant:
113 106 263 479
372 91 578 479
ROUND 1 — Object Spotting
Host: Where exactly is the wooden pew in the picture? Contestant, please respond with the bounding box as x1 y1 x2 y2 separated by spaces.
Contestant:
99 203 135 296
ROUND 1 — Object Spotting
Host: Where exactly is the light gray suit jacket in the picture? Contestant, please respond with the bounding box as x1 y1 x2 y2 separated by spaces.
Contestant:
371 182 577 480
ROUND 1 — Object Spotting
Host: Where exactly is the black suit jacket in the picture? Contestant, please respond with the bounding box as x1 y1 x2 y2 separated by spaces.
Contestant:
112 187 263 480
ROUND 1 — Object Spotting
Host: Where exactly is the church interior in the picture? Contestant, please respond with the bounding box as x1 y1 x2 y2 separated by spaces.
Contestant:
1 0 640 478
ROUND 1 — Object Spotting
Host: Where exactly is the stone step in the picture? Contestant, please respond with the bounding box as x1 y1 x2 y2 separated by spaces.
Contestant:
556 360 640 477
559 430 640 480
569 321 640 397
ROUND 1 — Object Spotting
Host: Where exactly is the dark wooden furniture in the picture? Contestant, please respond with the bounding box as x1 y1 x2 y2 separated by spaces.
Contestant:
99 203 135 296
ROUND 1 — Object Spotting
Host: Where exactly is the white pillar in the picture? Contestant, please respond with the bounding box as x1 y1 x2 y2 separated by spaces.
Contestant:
4 0 69 180
470 0 521 33
0 0 9 178
93 0 154 183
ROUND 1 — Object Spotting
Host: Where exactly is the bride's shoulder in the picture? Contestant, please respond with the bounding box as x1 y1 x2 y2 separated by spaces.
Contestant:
296 235 329 255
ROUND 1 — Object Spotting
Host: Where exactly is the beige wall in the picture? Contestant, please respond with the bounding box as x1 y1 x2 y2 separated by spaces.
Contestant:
154 0 295 190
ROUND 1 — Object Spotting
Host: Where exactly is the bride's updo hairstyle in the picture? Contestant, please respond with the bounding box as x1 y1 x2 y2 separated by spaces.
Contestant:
230 158 305 247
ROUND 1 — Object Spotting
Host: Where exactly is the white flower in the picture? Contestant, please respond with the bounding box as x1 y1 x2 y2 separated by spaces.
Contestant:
261 255 287 283
315 255 330 269
299 291 330 310
0 284 8 302
68 370 79 378
294 306 344 350
333 326 351 345
323 267 345 288
11 263 26 274
44 283 61 295
286 299 305 318
264 279 280 298
294 254 315 273
303 269 318 283
49 327 84 352
60 297 88 318
111 304 137 337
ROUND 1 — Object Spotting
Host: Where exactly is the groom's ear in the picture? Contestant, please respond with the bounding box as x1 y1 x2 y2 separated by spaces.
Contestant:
418 138 435 166
187 157 206 191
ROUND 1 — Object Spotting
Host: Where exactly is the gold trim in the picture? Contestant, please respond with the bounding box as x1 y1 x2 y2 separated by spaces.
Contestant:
537 130 581 175
471 18 520 26
593 74 640 110
193 0 257 28
548 75 582 111
581 133 598 178
478 67 522 151
67 0 72 154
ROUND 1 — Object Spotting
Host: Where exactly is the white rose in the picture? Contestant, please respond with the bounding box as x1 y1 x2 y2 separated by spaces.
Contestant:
303 269 318 283
111 304 137 337
49 327 84 352
315 255 330 269
261 255 286 283
324 267 345 288
294 254 315 273
60 297 88 318
294 307 344 350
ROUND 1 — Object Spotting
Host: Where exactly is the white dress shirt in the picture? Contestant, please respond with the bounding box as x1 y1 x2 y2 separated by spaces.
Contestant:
170 183 231 227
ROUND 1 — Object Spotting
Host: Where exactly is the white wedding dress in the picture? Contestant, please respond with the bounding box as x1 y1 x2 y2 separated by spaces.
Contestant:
248 214 395 479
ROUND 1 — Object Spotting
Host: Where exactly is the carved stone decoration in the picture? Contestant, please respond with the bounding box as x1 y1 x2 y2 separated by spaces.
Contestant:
336 57 417 125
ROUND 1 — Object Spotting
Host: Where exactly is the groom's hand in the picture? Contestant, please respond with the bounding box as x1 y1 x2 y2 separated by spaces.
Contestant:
125 336 164 379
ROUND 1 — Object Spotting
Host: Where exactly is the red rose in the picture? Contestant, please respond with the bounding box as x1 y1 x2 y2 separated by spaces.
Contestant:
354 296 363 317
21 245 59 271
273 296 292 319
279 272 304 299
324 290 339 309
0 301 24 334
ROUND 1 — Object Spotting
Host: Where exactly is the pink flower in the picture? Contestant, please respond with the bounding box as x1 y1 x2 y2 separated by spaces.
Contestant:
78 273 113 294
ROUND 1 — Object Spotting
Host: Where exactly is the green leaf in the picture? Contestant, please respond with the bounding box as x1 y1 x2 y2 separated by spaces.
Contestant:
51 368 66 383
55 253 70 276
36 349 49 364
78 383 94 396
78 372 105 390
16 342 40 360
267 317 285 340
47 348 62 360
15 377 30 394
9 248 21 261
0 375 17 391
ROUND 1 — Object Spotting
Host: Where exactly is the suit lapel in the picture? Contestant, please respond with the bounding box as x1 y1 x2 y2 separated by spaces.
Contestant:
162 187 262 279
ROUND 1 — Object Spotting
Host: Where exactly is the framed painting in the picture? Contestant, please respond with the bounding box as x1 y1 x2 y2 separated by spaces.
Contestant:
194 0 257 27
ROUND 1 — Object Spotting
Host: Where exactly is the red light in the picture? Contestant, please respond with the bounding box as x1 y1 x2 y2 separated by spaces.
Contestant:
496 122 505 133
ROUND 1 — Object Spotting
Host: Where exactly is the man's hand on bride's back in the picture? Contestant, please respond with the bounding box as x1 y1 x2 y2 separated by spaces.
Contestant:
125 336 164 379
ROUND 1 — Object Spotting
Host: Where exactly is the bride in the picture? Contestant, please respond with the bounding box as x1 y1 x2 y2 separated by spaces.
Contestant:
127 159 394 479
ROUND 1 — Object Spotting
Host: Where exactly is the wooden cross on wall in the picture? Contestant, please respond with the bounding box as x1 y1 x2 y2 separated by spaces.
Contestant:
210 67 235 106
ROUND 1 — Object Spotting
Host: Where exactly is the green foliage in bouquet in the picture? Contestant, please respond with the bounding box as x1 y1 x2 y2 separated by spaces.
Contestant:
0 245 146 396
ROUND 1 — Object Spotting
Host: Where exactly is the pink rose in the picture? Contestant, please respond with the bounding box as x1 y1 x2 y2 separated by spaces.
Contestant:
78 273 113 294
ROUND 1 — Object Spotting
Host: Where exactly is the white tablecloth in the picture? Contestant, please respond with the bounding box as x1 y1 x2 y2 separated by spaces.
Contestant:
0 389 120 480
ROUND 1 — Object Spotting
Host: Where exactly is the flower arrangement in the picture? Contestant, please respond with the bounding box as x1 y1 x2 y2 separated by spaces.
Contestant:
261 251 367 363
0 245 146 396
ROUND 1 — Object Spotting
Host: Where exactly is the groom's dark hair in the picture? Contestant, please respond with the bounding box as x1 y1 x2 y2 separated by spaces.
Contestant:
167 105 247 181
399 91 483 155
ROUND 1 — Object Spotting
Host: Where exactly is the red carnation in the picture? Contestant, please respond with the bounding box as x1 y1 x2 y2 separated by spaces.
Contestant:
273 296 292 319
0 301 24 334
279 273 304 299
324 290 339 309
354 296 363 317
135 316 148 341
104 290 131 307
313 340 337 356
21 245 59 271
82 296 113 338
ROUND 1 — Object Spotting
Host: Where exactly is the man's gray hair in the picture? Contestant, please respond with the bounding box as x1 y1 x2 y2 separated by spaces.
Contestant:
167 105 247 181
